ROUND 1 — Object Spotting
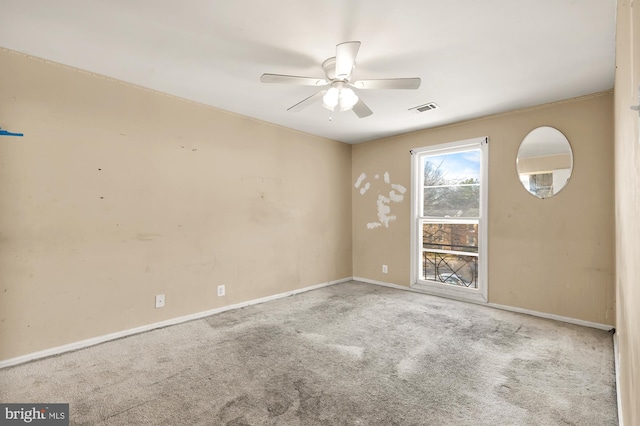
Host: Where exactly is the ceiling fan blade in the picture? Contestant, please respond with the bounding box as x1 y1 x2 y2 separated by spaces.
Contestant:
287 90 327 112
335 41 361 79
352 78 421 90
352 98 373 118
261 73 328 86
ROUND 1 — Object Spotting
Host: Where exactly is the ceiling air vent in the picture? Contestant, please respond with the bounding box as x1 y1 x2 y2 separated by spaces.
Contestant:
409 102 439 113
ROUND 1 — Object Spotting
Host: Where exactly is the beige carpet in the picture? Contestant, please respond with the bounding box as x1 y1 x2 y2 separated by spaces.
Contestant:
0 281 617 425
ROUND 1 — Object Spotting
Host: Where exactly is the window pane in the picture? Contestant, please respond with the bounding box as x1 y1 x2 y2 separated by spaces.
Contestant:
423 223 478 253
423 185 479 217
423 150 480 186
421 251 478 288
422 149 480 217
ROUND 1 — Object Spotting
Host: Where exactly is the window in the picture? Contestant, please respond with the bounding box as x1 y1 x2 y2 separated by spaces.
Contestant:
410 137 488 302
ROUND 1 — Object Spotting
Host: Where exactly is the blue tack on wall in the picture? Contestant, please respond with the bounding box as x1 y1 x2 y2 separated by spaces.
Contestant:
0 127 24 137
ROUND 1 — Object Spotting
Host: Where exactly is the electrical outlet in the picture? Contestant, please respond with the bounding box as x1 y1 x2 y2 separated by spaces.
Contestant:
155 294 165 308
382 265 388 274
217 285 225 297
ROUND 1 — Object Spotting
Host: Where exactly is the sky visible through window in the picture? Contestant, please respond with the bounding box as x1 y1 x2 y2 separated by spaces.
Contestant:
424 149 480 184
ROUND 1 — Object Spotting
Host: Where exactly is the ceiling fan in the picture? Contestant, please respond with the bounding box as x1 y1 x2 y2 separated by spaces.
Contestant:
260 41 421 118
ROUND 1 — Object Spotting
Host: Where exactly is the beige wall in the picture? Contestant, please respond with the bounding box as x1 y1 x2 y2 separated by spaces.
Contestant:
353 92 615 325
0 49 352 361
614 1 640 424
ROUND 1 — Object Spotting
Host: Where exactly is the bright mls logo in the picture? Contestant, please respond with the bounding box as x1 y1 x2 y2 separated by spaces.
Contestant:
0 404 68 425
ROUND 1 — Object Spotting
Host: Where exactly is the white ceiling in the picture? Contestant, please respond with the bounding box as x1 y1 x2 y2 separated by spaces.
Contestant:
0 0 616 144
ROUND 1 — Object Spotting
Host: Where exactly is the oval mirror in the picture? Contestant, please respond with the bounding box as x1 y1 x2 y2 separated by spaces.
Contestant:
516 126 573 199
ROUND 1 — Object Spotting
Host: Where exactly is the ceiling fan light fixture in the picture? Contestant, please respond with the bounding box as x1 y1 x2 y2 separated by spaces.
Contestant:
339 87 358 111
322 82 358 112
322 86 340 110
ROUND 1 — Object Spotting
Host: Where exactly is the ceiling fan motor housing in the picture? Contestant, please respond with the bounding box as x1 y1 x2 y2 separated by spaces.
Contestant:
322 57 343 81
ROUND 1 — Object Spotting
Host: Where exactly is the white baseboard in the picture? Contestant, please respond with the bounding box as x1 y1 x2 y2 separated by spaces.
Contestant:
353 276 614 331
486 302 614 331
0 277 352 370
613 332 623 426
353 276 411 291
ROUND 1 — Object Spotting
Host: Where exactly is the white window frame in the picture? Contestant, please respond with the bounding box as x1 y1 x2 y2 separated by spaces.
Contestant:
410 137 489 303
